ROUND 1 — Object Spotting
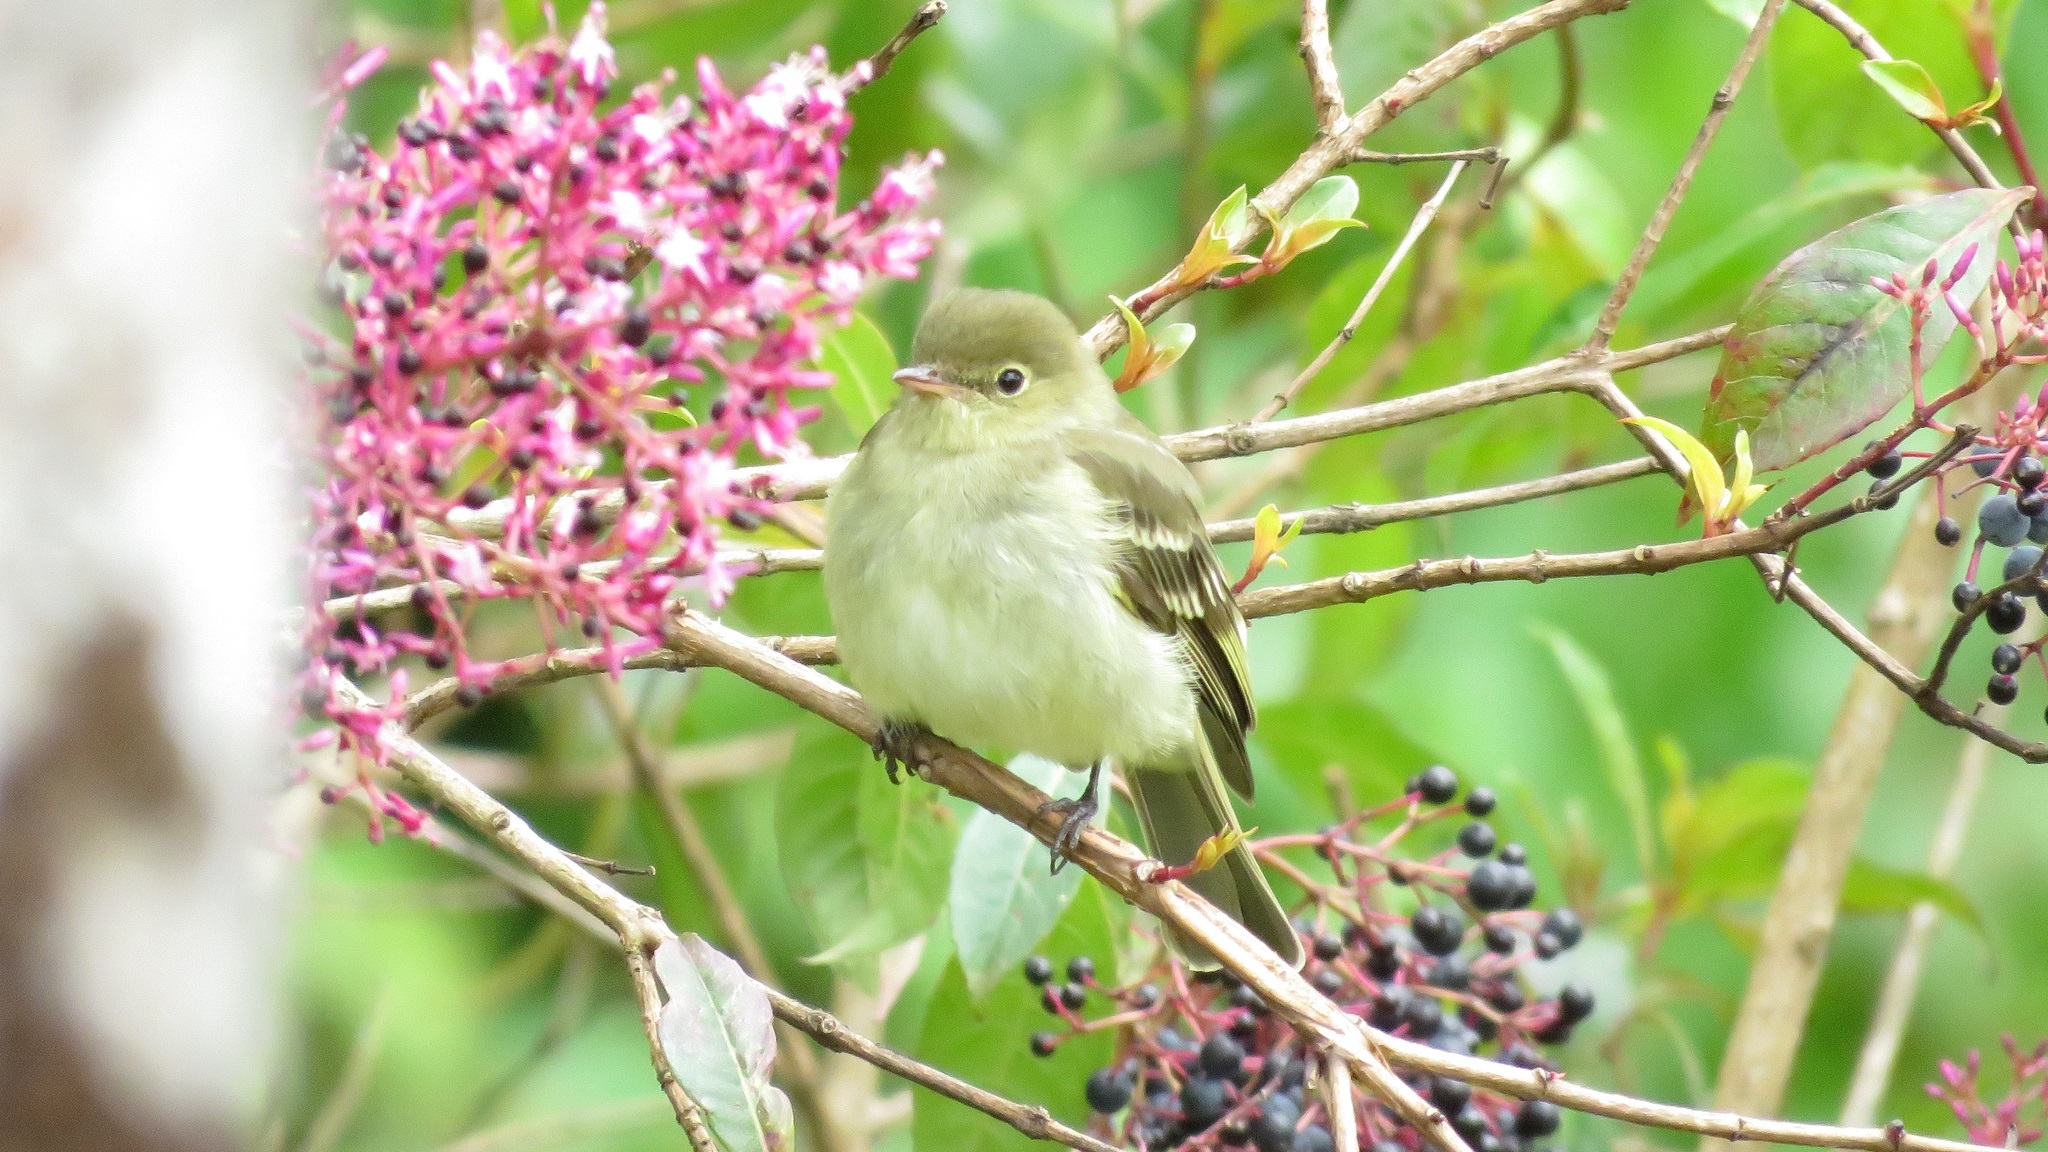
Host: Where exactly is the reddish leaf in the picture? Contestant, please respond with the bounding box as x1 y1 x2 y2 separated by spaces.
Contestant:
1701 187 2028 471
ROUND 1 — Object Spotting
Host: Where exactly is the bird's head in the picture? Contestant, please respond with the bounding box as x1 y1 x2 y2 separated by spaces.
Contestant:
888 288 1111 446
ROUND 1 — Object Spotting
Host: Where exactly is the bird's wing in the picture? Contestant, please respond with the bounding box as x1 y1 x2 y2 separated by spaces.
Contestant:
1065 415 1257 799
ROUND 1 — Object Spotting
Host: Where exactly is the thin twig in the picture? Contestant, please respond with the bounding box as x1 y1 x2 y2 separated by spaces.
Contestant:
625 944 722 1152
592 679 852 1152
297 992 390 1152
655 614 2006 1152
1299 0 1346 133
365 649 2009 1152
1326 1053 1361 1152
1788 0 2005 192
563 850 654 877
839 1 946 94
1840 656 2014 1127
1079 0 1632 360
765 987 1124 1152
437 325 1720 539
1255 160 1470 422
1585 0 1787 352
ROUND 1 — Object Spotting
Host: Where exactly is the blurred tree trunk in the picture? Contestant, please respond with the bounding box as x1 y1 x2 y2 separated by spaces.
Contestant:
0 3 301 1150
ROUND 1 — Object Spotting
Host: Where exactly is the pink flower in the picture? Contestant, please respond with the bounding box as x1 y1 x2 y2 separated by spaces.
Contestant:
300 12 941 779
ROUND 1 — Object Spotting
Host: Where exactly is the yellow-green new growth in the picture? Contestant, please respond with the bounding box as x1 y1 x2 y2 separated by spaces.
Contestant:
1624 416 1770 536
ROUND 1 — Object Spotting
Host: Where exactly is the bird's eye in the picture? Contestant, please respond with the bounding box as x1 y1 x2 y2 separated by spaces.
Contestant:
995 367 1028 396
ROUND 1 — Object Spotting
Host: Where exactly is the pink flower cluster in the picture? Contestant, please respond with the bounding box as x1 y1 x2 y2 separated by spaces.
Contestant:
1929 1036 2048 1147
299 5 940 778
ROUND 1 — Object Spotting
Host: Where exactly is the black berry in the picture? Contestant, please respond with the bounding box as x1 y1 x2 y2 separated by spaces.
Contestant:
1085 1067 1132 1113
1506 864 1539 909
1558 982 1596 1023
1982 495 2030 546
1311 932 1343 962
1066 955 1095 983
1431 1076 1473 1112
1541 908 1584 949
1293 1125 1335 1152
1499 842 1528 866
1417 765 1459 803
1954 581 1983 611
1464 786 1497 816
1516 1100 1562 1137
1935 515 1963 546
1059 983 1087 1011
1313 968 1345 996
1401 993 1444 1036
1023 956 1053 985
1458 821 1498 857
1199 1033 1244 1079
1987 591 2027 634
1181 1076 1229 1128
1029 1031 1058 1057
1989 674 2019 705
1483 923 1517 954
1466 860 1515 911
1865 446 1903 479
1411 905 1465 955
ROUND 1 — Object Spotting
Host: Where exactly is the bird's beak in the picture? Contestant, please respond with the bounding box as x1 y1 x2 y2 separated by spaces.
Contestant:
892 365 968 402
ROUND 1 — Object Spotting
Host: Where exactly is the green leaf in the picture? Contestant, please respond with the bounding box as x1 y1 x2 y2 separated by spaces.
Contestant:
1281 176 1362 232
654 935 794 1152
1670 758 1810 908
1701 187 2029 471
912 887 1118 1152
820 311 897 437
1843 857 1986 936
1861 59 1949 122
949 754 1092 1001
1771 0 1992 167
1532 624 1655 881
776 722 956 979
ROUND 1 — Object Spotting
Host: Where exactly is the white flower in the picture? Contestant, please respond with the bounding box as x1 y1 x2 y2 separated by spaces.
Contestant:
604 189 646 232
569 3 617 88
657 227 710 279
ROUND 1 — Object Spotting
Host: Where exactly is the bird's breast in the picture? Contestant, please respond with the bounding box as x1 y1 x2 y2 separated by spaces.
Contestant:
824 442 1196 767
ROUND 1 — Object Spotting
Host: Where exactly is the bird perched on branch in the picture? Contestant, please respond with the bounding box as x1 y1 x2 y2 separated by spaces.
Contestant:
822 287 1302 968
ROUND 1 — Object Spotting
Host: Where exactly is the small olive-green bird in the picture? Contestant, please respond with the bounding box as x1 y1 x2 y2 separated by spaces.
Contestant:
822 288 1303 969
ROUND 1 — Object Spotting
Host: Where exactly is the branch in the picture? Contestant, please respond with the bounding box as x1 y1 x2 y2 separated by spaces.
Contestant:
1255 159 1470 422
370 673 1142 1152
435 325 1720 543
839 1 946 94
624 945 721 1152
1789 0 2005 192
1079 0 1632 360
593 680 852 1152
1325 1054 1361 1152
368 634 2008 1152
1840 667 2009 1127
1585 0 1787 352
1204 457 1665 544
1298 0 1346 134
763 988 1123 1152
655 612 2006 1152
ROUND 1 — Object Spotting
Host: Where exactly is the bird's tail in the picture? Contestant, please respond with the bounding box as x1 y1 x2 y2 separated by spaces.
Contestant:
1127 740 1304 970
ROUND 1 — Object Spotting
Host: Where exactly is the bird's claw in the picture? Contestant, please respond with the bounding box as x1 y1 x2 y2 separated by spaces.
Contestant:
870 719 930 784
1036 789 1099 875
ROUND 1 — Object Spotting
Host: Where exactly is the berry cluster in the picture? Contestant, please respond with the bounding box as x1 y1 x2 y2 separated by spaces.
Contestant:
297 6 939 788
1025 769 1592 1152
1927 1036 2048 1147
1829 229 2048 715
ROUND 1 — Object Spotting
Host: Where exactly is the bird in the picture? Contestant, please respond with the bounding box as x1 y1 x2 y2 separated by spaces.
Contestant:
821 287 1303 969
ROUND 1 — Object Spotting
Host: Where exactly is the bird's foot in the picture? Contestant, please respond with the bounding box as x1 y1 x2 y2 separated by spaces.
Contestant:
870 719 931 784
1035 761 1103 874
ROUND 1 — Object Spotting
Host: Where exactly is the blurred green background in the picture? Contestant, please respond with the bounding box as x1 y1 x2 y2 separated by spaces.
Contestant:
288 1 2048 1149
